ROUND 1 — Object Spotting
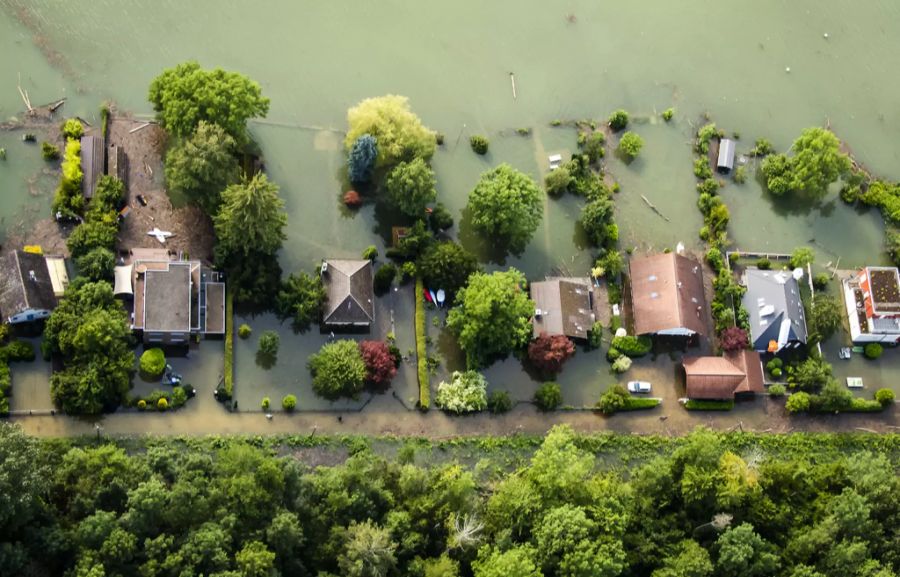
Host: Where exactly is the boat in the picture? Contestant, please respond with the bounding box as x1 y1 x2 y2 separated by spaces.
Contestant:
423 288 433 303
435 289 446 307
429 289 438 305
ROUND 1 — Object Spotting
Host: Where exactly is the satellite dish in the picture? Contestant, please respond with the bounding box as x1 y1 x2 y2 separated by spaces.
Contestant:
792 267 804 280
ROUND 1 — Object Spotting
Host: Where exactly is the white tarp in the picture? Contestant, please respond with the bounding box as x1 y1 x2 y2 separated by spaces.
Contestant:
114 264 134 296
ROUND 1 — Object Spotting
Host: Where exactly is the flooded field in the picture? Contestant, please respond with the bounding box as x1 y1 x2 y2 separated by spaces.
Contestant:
1 0 899 434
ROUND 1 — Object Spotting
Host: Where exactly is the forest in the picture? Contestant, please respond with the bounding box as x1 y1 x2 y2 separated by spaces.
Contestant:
0 423 897 577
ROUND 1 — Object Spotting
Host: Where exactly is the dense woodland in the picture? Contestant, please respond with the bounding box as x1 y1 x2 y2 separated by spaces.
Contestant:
0 423 897 577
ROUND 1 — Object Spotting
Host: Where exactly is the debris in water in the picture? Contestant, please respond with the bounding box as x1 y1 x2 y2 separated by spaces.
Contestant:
785 67 791 73
823 33 829 39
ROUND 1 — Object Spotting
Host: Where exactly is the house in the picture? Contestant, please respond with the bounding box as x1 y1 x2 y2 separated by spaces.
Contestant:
717 138 735 173
842 266 900 344
322 259 375 329
742 268 807 353
0 250 63 324
682 350 765 399
629 253 708 337
80 135 106 199
530 277 595 340
123 249 225 344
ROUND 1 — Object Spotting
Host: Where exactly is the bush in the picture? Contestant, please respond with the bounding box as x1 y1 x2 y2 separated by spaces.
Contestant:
618 132 644 159
309 340 367 400
157 397 168 411
258 331 280 358
343 190 362 207
282 394 297 411
238 324 252 339
786 391 811 413
694 157 713 179
137 399 147 410
528 333 576 375
875 388 895 406
757 258 772 270
581 132 606 163
429 203 454 232
610 335 652 358
772 368 782 378
358 340 397 388
362 245 379 261
261 397 270 410
140 348 166 378
4 340 36 362
597 385 628 414
662 108 674 122
847 398 884 412
812 273 830 290
374 264 397 294
720 327 749 352
733 165 747 184
864 343 883 360
789 246 815 269
487 390 513 414
768 384 786 397
415 280 429 409
222 290 234 400
544 167 572 197
61 118 84 140
611 356 632 373
766 358 783 371
706 247 724 272
608 109 629 131
606 347 623 362
41 141 60 160
469 135 489 155
751 138 775 157
534 382 562 411
684 399 734 411
436 370 487 414
171 386 187 408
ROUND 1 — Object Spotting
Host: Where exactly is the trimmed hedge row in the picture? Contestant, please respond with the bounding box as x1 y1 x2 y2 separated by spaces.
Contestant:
222 289 234 400
415 278 429 409
684 399 734 411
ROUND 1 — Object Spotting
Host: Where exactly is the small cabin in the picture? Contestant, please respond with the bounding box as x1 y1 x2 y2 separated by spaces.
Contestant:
717 138 735 174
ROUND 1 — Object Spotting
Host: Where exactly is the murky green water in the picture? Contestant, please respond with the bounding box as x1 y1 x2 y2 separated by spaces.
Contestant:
2 0 899 427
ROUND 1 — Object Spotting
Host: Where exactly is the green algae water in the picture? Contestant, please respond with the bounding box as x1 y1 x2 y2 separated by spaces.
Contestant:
2 0 900 425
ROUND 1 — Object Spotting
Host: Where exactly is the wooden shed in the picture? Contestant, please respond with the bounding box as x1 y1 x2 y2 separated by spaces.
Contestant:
107 144 127 186
80 135 106 199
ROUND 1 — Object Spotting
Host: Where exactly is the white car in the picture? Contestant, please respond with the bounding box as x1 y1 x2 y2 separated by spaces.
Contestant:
627 381 651 394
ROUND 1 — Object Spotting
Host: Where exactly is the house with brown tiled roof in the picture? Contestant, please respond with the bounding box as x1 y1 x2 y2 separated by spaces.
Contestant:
682 350 765 399
629 253 708 337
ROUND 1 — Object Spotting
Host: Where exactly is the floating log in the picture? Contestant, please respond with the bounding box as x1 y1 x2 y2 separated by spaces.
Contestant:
129 123 151 134
641 194 671 222
509 72 517 100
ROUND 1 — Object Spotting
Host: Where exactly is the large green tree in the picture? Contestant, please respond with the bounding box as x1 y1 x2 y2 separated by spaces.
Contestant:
385 157 437 217
345 95 436 168
417 241 480 300
447 268 534 368
165 121 239 213
148 61 269 142
308 339 367 400
276 271 326 332
467 164 543 254
762 128 850 197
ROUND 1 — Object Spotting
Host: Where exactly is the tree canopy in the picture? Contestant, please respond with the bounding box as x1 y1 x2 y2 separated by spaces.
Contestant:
344 95 436 168
761 127 850 197
348 134 378 184
385 157 437 217
148 61 269 142
467 164 543 254
276 271 326 333
417 241 481 301
447 268 534 368
308 339 367 400
164 120 239 213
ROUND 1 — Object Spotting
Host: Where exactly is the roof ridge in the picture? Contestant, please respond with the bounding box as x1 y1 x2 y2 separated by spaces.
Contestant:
13 251 28 308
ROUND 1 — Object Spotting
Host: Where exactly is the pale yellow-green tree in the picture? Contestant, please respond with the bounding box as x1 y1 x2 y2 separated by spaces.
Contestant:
345 95 436 167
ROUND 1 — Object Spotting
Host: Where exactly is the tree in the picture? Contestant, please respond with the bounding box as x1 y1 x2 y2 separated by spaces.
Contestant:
258 331 280 358
76 247 116 281
344 95 436 168
348 134 378 184
358 340 397 388
597 384 629 414
473 546 541 577
789 357 833 392
788 127 850 196
276 272 326 332
436 371 488 414
385 157 436 217
338 520 397 577
533 505 595 573
534 382 563 411
467 164 543 254
67 221 118 258
808 295 842 343
789 246 815 268
282 394 297 411
214 173 287 261
528 333 576 375
719 327 749 352
308 340 367 400
469 135 489 155
447 268 534 368
580 197 616 247
148 61 269 142
608 109 629 131
715 523 780 577
0 424 48 536
164 121 238 213
89 175 126 216
235 541 275 577
652 540 713 577
545 167 572 197
786 391 811 413
761 153 793 196
417 241 480 301
619 131 644 159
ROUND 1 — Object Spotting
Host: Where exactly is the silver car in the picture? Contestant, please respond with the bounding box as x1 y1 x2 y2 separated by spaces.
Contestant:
627 381 651 394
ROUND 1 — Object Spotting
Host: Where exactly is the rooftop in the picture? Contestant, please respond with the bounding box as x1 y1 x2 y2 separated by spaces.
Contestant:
629 253 707 336
143 262 192 333
866 266 900 314
0 250 58 320
531 277 594 339
742 268 807 348
683 350 764 399
323 259 375 325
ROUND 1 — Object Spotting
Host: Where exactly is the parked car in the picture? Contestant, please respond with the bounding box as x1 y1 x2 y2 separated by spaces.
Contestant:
627 381 652 394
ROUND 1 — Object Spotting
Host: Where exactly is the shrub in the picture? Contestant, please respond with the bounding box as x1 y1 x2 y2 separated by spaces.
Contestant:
772 368 782 378
61 118 84 140
697 178 719 196
222 290 234 400
545 167 572 197
751 138 775 157
309 340 366 400
436 370 487 414
769 384 786 397
282 394 297 411
469 135 489 155
358 340 397 387
157 397 168 411
238 324 252 339
137 399 147 410
618 132 643 159
875 388 895 406
766 358 783 371
606 347 623 362
429 203 454 232
41 141 60 160
757 258 772 270
362 245 379 261
706 247 724 272
415 279 429 409
258 331 280 358
374 264 397 294
487 390 513 414
399 261 416 283
261 397 270 410
789 246 815 269
733 165 747 184
610 335 652 358
171 386 187 408
528 333 576 375
684 399 734 411
597 385 628 414
786 391 811 413
534 382 562 411
720 327 749 352
694 157 713 179
581 132 606 163
347 134 378 183
864 343 883 360
140 348 166 378
4 340 36 362
343 190 362 207
611 355 632 373
847 398 883 412
608 109 629 131
588 321 604 350
662 108 674 122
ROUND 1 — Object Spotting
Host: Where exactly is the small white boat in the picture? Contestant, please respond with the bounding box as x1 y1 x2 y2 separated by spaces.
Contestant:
147 227 174 244
435 289 446 307
846 377 864 389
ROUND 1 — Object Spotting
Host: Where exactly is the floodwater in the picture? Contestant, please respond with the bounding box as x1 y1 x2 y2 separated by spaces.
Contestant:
2 0 900 434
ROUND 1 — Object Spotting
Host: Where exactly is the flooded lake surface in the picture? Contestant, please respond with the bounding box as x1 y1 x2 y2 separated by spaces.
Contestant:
2 0 899 433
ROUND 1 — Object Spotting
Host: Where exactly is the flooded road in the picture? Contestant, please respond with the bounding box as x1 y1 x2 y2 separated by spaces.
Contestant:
2 0 900 434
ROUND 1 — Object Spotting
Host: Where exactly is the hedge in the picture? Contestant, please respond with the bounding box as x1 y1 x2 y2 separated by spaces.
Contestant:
622 397 661 411
415 278 429 409
223 289 234 400
610 335 652 358
0 361 10 416
684 399 734 411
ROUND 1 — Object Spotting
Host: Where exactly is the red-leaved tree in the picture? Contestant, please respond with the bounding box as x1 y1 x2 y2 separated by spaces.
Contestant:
527 333 576 375
358 340 397 389
720 326 749 352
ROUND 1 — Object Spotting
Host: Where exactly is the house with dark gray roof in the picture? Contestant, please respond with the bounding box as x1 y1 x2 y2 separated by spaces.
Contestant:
0 250 59 324
741 268 807 353
530 277 595 340
322 259 374 329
